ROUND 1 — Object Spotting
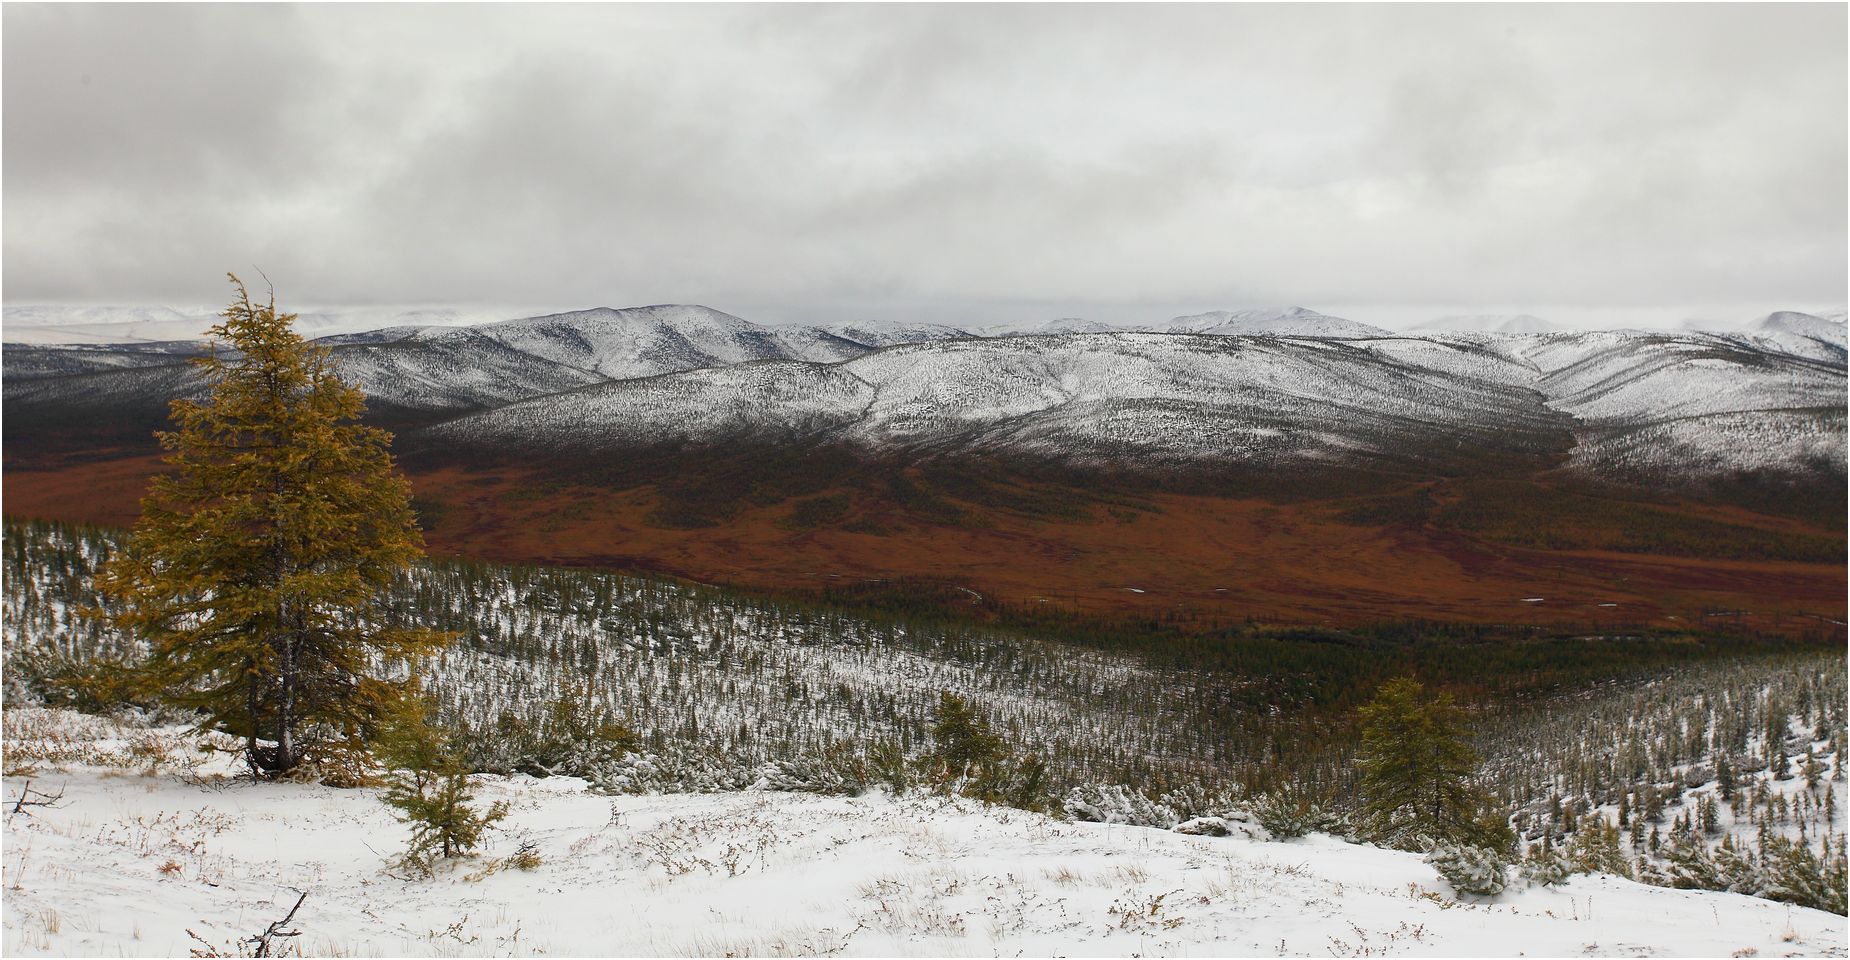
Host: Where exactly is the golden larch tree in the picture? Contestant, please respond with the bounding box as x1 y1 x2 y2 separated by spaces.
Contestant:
102 275 447 779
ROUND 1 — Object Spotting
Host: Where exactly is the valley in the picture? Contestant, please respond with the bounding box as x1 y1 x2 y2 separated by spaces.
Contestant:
5 305 1843 633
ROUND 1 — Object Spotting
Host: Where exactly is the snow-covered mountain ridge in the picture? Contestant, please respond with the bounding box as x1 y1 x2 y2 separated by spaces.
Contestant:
415 320 1845 483
5 307 1843 484
426 332 1572 473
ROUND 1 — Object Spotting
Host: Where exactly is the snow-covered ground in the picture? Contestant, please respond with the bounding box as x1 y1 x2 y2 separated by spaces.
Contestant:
3 709 1844 958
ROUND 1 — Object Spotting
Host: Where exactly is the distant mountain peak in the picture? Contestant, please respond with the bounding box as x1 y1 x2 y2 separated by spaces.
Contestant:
1752 310 1847 348
1162 306 1389 339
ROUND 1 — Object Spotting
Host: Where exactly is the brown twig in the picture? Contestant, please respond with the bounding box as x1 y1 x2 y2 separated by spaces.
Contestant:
245 889 308 957
7 779 66 818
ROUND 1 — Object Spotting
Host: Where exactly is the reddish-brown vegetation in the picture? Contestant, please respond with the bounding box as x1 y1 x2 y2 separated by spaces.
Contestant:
5 454 1841 634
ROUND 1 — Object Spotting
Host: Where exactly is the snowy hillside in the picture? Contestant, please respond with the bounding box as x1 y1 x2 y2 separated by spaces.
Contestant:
250 307 964 416
427 332 1568 468
822 320 980 346
323 335 610 415
4 709 1844 959
1530 333 1839 422
1742 311 1850 365
447 360 880 446
423 327 1842 482
0 358 207 414
6 305 1843 485
1758 311 1849 346
1504 330 1847 479
5 518 1845 957
0 342 205 381
458 305 865 378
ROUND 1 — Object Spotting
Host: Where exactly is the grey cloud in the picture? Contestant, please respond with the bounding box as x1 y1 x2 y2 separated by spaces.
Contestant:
3 3 1843 321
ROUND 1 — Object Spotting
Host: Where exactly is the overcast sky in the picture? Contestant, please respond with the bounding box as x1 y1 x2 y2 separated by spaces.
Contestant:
4 3 1844 329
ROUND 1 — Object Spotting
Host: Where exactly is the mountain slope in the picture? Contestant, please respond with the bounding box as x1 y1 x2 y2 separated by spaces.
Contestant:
1742 310 1849 364
823 320 979 347
2 304 891 427
9 314 1840 487
6 303 1844 542
1756 310 1848 346
1488 330 1848 482
455 305 853 378
420 326 1844 486
425 332 1571 473
324 335 610 417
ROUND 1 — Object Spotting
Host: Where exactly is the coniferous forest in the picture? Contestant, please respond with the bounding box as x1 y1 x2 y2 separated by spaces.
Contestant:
6 517 1842 913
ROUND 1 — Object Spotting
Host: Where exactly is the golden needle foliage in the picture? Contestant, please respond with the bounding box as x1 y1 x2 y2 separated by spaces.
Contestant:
101 275 449 780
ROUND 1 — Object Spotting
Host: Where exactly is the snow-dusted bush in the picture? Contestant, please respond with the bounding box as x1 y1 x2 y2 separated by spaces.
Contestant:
1649 831 1729 892
866 738 910 794
916 692 1046 811
1064 784 1180 828
1427 843 1510 896
462 684 638 785
1758 836 1847 915
1643 832 1845 913
1062 782 1259 832
1249 786 1345 840
598 750 758 795
1565 816 1632 878
751 744 867 796
9 647 146 714
1519 845 1579 887
1158 783 1245 824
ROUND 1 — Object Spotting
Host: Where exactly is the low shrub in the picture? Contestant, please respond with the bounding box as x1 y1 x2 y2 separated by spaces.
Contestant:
1427 843 1510 896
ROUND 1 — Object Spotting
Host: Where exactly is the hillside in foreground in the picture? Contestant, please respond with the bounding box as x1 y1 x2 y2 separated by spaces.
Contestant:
6 520 1846 949
3 708 1844 959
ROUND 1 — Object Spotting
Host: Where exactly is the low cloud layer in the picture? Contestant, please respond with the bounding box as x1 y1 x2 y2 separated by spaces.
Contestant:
4 4 1844 324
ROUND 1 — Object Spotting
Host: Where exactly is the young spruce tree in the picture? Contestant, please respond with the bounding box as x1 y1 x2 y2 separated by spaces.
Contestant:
101 275 447 779
1354 677 1512 853
380 704 508 870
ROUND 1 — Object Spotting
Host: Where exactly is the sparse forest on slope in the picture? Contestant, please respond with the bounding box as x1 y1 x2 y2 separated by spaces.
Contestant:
5 519 1842 915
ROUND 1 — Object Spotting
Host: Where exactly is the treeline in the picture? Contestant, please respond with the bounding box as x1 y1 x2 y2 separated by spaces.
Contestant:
1429 477 1845 563
780 574 1838 712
